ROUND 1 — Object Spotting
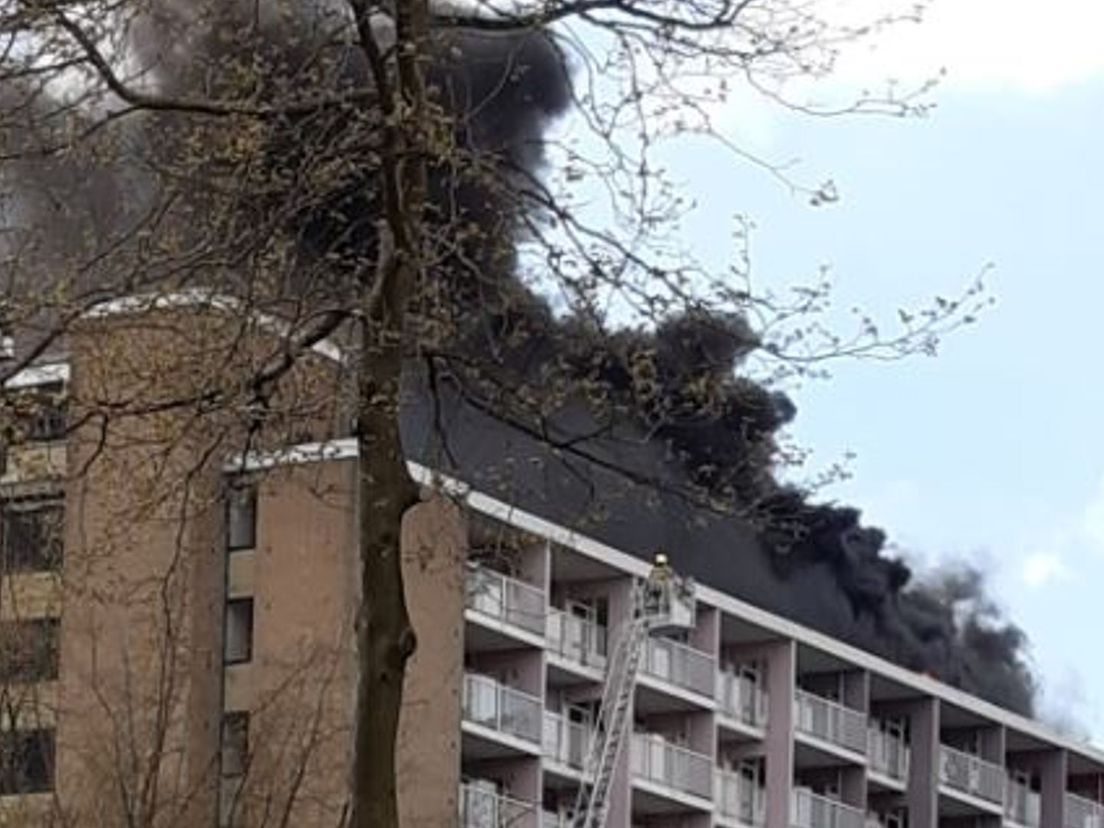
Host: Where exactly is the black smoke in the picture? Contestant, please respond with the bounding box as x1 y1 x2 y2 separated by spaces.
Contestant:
0 1 1036 714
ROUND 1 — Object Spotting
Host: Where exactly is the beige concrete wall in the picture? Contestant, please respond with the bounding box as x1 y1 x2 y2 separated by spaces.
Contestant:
397 497 466 828
228 466 465 828
232 460 359 826
17 306 463 827
56 318 229 828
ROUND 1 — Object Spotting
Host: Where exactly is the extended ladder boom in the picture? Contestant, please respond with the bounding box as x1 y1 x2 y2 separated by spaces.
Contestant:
572 615 648 828
570 555 696 828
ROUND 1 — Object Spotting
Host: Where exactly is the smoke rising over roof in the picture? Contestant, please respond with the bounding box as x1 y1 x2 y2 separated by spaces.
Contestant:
0 0 1035 714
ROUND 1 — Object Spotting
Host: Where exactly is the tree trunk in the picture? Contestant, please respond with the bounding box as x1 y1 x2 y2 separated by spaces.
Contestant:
352 325 420 828
350 0 431 824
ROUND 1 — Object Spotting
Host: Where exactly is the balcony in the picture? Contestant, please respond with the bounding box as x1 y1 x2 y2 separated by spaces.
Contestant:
716 669 768 730
465 564 546 642
1066 794 1104 828
791 788 865 828
540 811 574 828
546 608 607 673
938 744 1005 807
630 732 713 801
793 690 867 756
716 769 766 827
462 673 542 751
639 636 715 700
542 710 591 774
460 783 537 828
1005 776 1041 828
866 723 910 783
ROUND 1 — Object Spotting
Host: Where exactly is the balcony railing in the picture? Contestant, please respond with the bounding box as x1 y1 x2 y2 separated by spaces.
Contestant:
462 673 542 746
630 732 713 799
460 783 537 828
1005 777 1041 827
793 690 867 755
791 788 865 828
1066 794 1104 828
465 565 546 636
716 769 766 826
541 811 574 828
716 670 768 728
866 724 910 781
546 608 607 670
640 636 715 698
938 745 1005 806
542 711 591 772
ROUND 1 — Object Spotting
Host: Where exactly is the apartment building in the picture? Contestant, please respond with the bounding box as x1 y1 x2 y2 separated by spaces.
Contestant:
1 311 1103 828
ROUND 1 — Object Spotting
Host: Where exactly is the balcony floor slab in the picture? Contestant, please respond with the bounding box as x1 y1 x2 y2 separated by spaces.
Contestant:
461 722 543 760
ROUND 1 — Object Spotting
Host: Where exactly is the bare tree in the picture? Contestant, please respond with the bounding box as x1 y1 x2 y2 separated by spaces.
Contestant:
0 1 992 826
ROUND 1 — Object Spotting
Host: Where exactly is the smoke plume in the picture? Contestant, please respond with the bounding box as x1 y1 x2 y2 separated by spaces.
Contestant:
0 0 1036 714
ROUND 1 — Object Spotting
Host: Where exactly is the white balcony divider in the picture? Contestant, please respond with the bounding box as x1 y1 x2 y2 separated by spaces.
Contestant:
460 783 537 828
640 635 715 697
542 711 591 771
1065 794 1104 828
1005 776 1041 827
465 564 546 636
462 673 542 745
630 732 713 799
793 690 867 754
791 788 866 828
716 669 769 728
546 608 608 669
716 768 767 826
866 723 910 781
938 745 1006 805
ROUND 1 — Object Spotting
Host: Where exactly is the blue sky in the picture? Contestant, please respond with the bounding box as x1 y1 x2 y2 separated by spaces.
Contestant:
648 2 1104 739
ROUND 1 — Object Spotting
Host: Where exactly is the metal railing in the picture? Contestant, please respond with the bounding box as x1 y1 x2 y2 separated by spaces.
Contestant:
640 635 715 698
716 669 768 728
791 789 866 828
866 723 910 781
545 608 607 670
460 783 537 828
541 812 573 828
938 744 1005 805
1066 794 1104 828
1005 776 1041 827
542 710 591 772
793 690 867 754
462 673 542 745
716 769 766 826
465 564 546 636
630 732 713 799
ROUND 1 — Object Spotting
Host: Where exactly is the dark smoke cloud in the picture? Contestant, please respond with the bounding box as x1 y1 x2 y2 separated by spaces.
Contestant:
437 303 1036 714
0 1 1036 714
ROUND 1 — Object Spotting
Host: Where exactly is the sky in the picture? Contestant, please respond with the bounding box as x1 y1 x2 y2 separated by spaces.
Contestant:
649 0 1104 740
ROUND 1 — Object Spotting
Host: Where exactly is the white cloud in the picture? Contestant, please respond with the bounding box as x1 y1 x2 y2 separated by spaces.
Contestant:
1020 551 1069 589
827 0 1104 92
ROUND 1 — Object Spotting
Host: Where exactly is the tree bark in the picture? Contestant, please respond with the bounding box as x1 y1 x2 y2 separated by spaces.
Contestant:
350 0 431 825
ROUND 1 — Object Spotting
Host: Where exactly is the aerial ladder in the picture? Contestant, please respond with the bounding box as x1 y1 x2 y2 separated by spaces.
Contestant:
570 553 697 828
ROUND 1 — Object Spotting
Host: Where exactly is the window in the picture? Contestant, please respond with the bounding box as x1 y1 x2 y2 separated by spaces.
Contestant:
224 599 254 665
220 712 249 778
0 729 54 795
226 482 256 552
1 499 63 573
0 619 60 683
25 384 66 442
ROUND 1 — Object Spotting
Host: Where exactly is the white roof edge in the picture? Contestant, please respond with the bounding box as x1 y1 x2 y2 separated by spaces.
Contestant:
84 290 347 365
231 440 1104 765
4 361 70 390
